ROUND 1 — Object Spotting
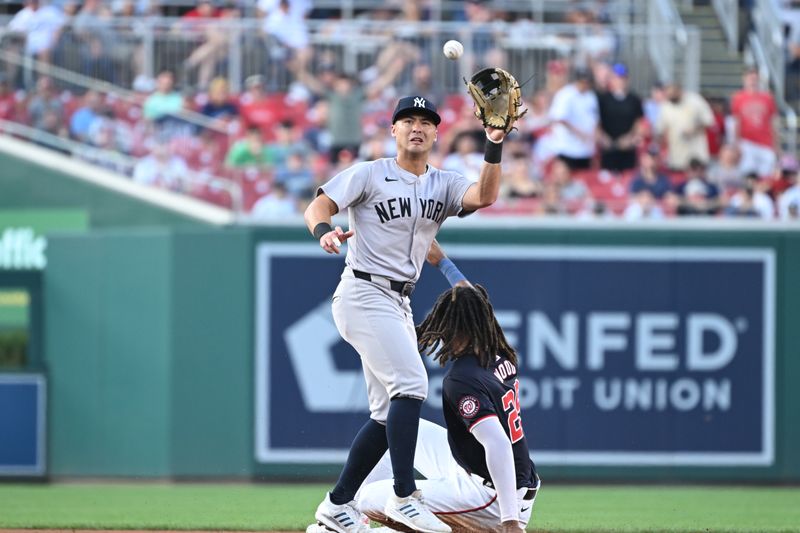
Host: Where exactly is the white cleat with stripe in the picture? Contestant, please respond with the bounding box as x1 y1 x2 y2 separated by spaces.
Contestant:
383 490 451 533
314 493 371 533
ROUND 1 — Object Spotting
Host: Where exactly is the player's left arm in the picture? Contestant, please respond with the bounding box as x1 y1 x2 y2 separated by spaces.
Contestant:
426 239 472 288
461 127 506 211
471 417 524 531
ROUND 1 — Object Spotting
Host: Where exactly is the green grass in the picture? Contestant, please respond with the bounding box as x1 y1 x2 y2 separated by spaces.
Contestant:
0 483 798 532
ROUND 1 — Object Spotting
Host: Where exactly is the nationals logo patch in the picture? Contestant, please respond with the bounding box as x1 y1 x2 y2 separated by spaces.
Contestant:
458 396 480 418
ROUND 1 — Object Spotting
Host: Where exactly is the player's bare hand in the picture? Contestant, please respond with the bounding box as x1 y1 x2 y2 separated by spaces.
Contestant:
499 519 525 532
486 126 506 144
320 226 354 254
426 239 445 267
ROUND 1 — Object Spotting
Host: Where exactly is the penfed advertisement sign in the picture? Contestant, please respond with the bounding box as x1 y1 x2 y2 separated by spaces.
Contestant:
255 244 774 466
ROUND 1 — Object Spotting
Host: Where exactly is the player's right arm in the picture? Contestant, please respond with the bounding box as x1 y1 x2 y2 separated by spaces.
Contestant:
471 417 524 532
304 194 353 255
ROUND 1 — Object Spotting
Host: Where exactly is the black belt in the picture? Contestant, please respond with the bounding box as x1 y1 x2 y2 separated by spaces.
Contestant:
352 269 415 297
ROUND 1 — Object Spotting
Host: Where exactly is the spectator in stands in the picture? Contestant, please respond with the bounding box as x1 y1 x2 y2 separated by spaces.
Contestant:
72 0 116 83
133 143 190 191
459 0 500 68
225 126 273 169
27 76 63 131
502 151 540 199
726 172 775 219
265 119 311 169
772 154 799 199
629 147 673 201
596 63 644 175
675 158 721 216
708 144 744 193
88 107 132 155
568 6 616 66
259 0 312 75
549 158 590 208
36 107 68 148
0 75 18 121
200 77 239 125
730 67 778 178
441 132 483 182
274 148 314 200
251 182 298 218
238 74 279 138
656 82 714 171
642 82 665 139
181 3 241 90
69 90 104 142
7 0 66 68
143 71 183 121
549 67 599 170
701 98 725 160
396 63 446 116
624 190 665 220
181 0 220 20
778 167 800 220
305 71 366 164
544 60 569 97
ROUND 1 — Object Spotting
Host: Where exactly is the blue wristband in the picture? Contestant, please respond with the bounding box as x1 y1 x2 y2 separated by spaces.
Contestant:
437 258 467 287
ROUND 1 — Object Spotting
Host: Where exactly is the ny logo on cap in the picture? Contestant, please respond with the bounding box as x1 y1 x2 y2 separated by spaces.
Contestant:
413 97 426 108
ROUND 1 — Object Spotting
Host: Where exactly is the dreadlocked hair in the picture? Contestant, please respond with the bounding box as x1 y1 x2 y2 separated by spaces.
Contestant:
416 284 518 368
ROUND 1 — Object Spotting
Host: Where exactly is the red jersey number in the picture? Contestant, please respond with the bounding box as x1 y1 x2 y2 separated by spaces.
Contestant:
501 379 524 443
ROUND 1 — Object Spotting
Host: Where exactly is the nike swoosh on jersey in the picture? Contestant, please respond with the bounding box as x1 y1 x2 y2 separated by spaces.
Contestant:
385 176 399 182
521 506 530 513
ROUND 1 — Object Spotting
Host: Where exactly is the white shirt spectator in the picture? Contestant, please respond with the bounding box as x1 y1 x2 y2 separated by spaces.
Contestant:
729 190 775 220
778 185 800 220
548 82 599 159
251 189 298 218
259 0 311 49
441 152 483 182
133 150 189 190
9 4 66 56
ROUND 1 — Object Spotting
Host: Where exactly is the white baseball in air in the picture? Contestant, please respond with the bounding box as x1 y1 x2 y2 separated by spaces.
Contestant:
443 40 464 60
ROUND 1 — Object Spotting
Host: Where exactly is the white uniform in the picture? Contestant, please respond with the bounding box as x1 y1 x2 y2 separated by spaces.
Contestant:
321 157 472 421
356 420 538 532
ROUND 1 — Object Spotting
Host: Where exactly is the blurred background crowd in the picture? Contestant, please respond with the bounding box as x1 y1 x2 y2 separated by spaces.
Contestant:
1 0 800 220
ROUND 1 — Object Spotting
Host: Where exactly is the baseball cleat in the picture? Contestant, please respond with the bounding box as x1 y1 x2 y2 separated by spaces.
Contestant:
314 492 371 533
383 490 451 533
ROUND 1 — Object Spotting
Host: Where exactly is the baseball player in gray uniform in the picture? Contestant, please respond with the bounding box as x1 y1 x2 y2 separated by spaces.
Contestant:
304 95 508 533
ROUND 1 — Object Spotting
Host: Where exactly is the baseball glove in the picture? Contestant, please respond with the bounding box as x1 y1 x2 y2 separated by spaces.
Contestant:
465 67 527 133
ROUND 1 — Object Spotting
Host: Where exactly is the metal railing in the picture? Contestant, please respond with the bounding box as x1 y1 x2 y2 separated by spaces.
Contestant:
747 31 798 153
0 119 243 213
711 0 739 54
0 0 643 23
0 17 693 98
0 47 229 136
647 0 700 91
751 0 788 103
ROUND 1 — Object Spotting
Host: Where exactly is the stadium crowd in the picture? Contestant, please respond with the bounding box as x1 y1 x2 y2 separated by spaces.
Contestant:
0 0 799 220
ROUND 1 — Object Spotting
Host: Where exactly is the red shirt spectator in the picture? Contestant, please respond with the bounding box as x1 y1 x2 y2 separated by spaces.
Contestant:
182 0 220 19
238 75 284 140
705 98 726 157
0 77 17 121
730 68 778 177
731 87 776 147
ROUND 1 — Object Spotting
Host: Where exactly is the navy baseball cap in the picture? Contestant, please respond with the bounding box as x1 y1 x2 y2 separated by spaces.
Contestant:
391 96 441 125
612 63 628 77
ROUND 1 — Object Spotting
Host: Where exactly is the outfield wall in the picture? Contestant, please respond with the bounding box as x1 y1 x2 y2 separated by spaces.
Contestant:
42 223 800 481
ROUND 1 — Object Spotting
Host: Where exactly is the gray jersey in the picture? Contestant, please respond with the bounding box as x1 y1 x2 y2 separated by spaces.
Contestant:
321 157 472 282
